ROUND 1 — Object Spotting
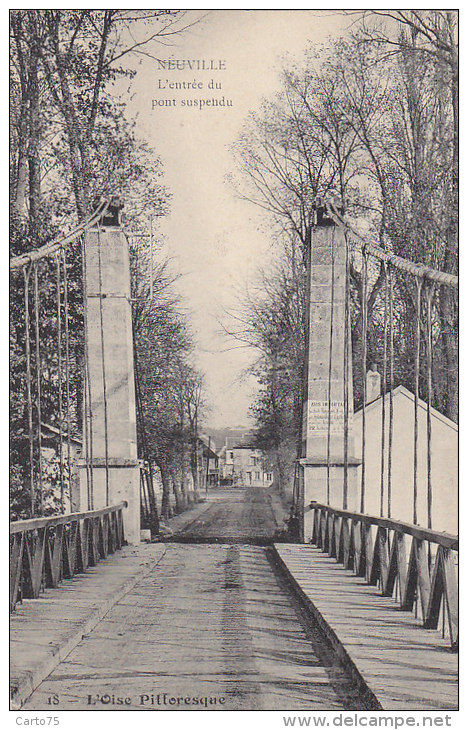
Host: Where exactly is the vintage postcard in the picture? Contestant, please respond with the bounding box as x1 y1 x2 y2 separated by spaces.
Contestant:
9 8 458 719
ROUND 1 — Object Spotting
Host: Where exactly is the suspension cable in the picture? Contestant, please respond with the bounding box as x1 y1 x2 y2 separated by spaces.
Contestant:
329 201 457 526
425 282 435 530
326 226 336 505
12 204 111 517
360 248 368 513
296 225 313 535
301 227 313 437
380 262 389 517
343 228 350 509
413 278 423 525
23 265 35 517
55 253 65 512
62 248 72 503
327 204 458 288
80 233 94 509
33 264 44 514
10 201 109 271
97 226 110 505
387 267 394 518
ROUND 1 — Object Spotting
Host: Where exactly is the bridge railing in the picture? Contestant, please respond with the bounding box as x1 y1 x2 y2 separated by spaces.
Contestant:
309 501 458 650
10 501 126 612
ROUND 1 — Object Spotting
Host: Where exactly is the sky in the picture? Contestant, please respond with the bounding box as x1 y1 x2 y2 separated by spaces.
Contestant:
124 10 351 428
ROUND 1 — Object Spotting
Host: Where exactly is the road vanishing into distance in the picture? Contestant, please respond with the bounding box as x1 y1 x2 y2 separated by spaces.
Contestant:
173 486 280 544
24 488 368 711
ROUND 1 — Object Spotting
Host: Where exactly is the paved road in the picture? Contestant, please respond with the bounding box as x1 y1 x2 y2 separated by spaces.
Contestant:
23 489 368 711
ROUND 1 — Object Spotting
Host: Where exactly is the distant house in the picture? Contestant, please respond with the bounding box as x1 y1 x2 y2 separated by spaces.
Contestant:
221 444 234 479
353 385 457 535
216 430 274 487
229 444 273 488
199 436 219 486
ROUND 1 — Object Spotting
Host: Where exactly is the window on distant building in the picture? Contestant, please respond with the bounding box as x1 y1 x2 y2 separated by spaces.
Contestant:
255 471 260 481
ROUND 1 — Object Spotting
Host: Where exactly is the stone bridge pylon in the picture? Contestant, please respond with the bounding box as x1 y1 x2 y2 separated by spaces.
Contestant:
78 200 140 544
299 206 360 541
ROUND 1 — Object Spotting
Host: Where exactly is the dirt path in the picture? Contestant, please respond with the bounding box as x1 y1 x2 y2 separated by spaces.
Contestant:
172 487 281 544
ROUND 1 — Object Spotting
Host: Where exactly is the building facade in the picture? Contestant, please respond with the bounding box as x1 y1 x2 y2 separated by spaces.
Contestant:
354 385 457 535
227 445 273 487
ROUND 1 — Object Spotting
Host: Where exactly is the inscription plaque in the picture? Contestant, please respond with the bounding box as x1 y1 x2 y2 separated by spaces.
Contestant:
306 399 345 436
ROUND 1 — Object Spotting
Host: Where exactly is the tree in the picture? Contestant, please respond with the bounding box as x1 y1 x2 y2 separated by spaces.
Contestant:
356 10 458 418
130 235 207 518
225 236 306 498
231 12 458 505
233 16 458 421
10 10 208 517
183 368 206 496
10 10 200 226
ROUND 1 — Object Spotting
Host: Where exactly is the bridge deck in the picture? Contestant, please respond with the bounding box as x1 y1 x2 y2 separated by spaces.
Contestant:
11 489 457 712
10 543 168 710
14 542 368 712
274 544 458 711
11 489 368 712
10 498 216 710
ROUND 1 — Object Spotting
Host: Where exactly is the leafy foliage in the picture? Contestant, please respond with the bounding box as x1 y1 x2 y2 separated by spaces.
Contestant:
10 10 206 518
232 11 458 496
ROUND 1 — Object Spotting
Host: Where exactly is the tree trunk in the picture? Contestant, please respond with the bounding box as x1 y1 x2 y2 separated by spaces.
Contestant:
28 35 41 231
439 289 458 422
190 438 199 502
15 157 29 220
45 16 91 219
171 467 185 513
159 462 171 519
11 12 30 221
439 45 459 423
275 448 286 500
